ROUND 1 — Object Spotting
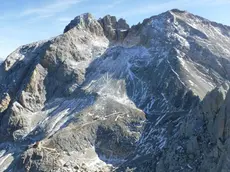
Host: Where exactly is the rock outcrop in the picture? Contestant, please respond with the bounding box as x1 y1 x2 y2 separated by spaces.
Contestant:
118 82 230 172
98 15 130 42
0 9 230 172
0 93 10 113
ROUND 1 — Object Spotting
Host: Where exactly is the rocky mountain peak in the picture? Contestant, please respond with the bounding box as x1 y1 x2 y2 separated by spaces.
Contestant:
64 13 92 32
63 13 104 36
98 15 130 42
1 9 230 172
170 8 187 13
64 13 130 43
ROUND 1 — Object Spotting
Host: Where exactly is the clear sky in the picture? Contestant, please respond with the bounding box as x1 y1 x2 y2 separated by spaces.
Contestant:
0 0 230 60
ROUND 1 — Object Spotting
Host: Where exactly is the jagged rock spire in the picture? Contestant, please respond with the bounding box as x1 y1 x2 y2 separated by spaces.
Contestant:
98 15 129 42
64 13 130 42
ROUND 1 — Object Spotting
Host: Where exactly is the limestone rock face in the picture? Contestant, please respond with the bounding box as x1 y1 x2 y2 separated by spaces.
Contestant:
0 93 10 113
19 64 47 112
0 9 230 172
117 83 230 172
64 13 104 36
98 15 130 42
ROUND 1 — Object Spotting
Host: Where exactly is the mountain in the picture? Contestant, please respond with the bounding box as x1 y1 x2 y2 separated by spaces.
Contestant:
0 9 230 172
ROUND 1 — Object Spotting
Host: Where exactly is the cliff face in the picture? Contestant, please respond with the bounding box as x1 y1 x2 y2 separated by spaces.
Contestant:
118 82 230 172
0 9 230 172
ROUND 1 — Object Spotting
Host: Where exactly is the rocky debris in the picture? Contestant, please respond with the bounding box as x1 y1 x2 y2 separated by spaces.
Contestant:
0 9 230 172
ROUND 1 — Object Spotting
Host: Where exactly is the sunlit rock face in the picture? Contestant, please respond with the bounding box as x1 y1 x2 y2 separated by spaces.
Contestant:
0 9 230 172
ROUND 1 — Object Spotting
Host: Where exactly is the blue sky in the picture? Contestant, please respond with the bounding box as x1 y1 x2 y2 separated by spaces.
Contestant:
0 0 230 60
